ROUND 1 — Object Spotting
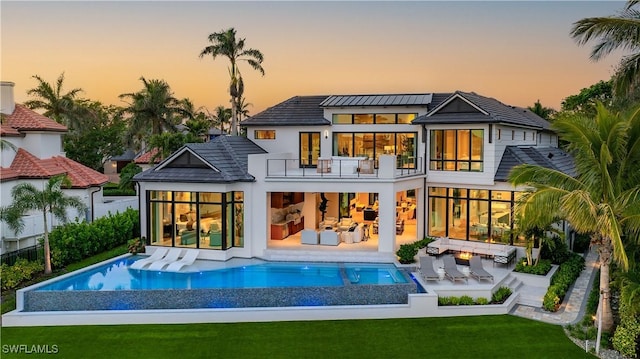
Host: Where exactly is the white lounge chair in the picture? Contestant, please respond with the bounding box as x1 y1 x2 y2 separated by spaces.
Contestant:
419 256 441 282
148 248 182 270
164 250 200 272
130 247 169 270
469 256 494 282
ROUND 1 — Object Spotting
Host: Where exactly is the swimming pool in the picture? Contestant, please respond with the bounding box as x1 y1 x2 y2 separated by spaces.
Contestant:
23 256 416 311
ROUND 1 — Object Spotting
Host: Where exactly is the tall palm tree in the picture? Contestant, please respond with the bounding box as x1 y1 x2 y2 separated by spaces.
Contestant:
236 95 253 124
0 175 86 274
119 77 186 150
509 104 640 331
528 100 556 121
24 73 85 130
571 0 640 97
199 28 264 136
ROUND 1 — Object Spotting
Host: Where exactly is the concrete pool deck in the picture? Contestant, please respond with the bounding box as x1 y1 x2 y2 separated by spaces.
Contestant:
2 250 598 327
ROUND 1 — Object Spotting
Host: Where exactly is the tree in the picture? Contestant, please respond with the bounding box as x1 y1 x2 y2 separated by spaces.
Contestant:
560 80 613 117
211 105 232 134
0 175 87 274
509 104 640 332
571 0 640 98
24 73 86 130
63 101 126 171
147 132 203 162
199 28 264 136
528 100 556 121
118 163 142 192
119 77 187 150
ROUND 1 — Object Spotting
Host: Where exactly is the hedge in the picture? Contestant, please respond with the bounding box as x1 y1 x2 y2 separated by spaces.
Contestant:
0 258 42 291
396 236 436 264
542 253 585 312
48 209 139 268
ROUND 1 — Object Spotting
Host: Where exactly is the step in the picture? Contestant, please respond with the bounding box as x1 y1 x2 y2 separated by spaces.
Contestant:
517 284 546 307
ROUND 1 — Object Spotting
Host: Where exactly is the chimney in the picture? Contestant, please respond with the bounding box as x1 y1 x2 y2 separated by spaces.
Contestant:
1 81 16 115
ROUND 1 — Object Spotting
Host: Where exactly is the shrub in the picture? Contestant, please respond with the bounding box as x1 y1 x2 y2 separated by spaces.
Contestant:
572 233 591 254
127 237 146 254
459 295 474 306
515 258 552 275
475 297 489 305
540 236 571 264
542 253 585 312
396 243 418 264
48 209 139 268
491 286 512 304
612 301 640 358
0 258 43 291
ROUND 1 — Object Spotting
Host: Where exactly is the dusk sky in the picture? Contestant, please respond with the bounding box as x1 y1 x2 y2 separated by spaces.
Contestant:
1 1 628 115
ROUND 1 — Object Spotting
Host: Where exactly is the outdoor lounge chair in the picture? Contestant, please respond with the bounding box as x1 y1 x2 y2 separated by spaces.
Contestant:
419 256 441 282
147 248 182 270
469 256 494 282
164 249 199 272
130 247 169 270
442 255 468 283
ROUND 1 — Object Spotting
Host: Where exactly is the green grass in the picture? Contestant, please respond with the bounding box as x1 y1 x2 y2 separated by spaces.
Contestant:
0 315 594 358
0 244 128 315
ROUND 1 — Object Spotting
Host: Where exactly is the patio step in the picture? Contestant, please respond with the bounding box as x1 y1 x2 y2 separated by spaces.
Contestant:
517 284 546 308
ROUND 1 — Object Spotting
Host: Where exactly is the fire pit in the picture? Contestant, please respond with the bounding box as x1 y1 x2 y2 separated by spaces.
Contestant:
455 252 472 266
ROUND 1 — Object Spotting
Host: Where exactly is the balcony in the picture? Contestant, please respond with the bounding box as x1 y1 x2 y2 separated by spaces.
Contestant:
264 155 424 179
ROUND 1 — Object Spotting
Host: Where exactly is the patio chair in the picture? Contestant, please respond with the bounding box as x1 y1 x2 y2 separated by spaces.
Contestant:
418 256 441 282
164 249 200 272
147 248 182 270
130 247 169 270
469 256 494 282
442 255 468 283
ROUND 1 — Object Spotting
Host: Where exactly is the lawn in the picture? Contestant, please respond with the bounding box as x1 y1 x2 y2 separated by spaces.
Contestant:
1 315 594 358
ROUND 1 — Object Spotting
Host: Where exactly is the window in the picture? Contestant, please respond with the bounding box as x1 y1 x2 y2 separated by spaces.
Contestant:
497 129 501 140
333 132 417 168
332 113 418 124
429 129 484 172
255 130 275 139
511 130 515 140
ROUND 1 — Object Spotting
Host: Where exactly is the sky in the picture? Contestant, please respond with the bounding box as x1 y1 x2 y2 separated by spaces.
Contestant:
1 1 629 115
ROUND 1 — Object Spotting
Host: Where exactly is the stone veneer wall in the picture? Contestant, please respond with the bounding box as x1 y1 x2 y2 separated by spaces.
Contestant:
24 282 417 311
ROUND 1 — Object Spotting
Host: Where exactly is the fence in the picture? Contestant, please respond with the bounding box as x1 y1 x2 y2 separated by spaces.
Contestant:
1 244 43 266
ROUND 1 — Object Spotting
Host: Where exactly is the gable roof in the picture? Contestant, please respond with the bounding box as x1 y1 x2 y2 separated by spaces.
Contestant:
241 96 330 126
134 148 162 164
1 104 67 132
413 91 551 130
494 146 575 182
134 136 267 183
319 94 432 107
0 148 108 188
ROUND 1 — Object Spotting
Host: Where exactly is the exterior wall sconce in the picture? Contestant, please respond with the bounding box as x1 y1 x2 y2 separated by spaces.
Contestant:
324 130 329 139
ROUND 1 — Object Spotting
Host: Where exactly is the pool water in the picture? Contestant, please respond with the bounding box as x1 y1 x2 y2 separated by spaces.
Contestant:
35 257 408 292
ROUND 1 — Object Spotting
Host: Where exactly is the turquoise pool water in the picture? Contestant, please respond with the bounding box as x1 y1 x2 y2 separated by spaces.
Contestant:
34 257 408 292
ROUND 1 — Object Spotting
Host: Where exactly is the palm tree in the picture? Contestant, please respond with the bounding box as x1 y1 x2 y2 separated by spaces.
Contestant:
199 28 264 136
528 100 556 121
571 0 640 97
24 73 85 130
236 95 253 124
508 104 640 332
211 105 232 134
119 77 186 150
0 175 86 274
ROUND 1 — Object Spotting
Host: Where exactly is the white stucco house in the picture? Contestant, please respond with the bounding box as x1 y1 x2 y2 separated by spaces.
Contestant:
133 91 574 263
0 81 110 254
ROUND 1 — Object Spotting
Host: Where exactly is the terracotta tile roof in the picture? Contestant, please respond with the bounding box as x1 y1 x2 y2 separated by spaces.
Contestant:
135 148 161 164
0 124 22 136
3 104 67 132
0 148 108 188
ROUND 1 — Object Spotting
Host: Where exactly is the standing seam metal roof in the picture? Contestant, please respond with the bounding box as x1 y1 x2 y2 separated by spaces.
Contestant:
319 94 432 107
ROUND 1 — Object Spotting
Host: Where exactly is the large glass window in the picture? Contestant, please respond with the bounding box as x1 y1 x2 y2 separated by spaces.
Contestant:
332 113 418 124
147 191 243 250
254 130 275 139
332 132 417 168
428 187 516 244
430 129 484 172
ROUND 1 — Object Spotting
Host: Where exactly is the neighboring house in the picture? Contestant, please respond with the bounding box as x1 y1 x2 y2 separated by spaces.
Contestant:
134 91 573 262
0 81 109 254
134 148 161 171
104 149 137 184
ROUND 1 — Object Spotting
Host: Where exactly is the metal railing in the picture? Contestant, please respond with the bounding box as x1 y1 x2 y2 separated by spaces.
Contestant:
265 157 424 178
1 244 43 266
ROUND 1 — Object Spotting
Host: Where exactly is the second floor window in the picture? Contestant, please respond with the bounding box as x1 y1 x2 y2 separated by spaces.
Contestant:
430 129 484 172
255 130 276 139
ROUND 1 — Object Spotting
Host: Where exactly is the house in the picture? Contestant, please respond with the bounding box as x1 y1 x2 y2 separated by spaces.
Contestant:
0 81 109 254
134 91 573 262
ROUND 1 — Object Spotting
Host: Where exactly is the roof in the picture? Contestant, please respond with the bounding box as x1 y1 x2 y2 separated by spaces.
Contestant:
0 148 108 188
494 146 575 182
1 104 67 132
241 96 330 126
413 91 551 130
319 94 432 107
134 148 161 164
109 149 137 162
134 136 267 183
